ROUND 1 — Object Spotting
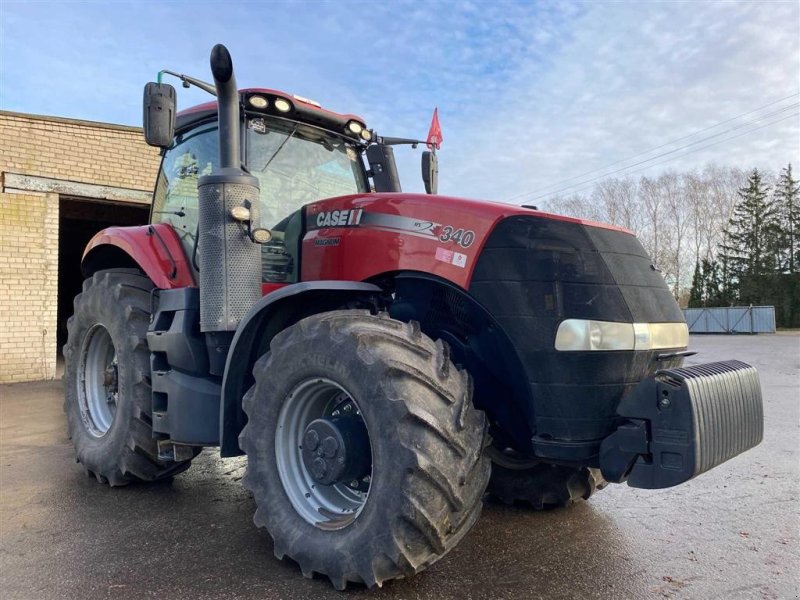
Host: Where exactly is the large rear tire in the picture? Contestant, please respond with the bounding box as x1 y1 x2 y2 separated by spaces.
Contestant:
486 445 606 509
63 268 197 486
239 311 491 589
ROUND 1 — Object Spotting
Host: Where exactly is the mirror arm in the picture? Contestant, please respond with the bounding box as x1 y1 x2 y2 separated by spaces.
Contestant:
158 70 217 96
377 136 428 149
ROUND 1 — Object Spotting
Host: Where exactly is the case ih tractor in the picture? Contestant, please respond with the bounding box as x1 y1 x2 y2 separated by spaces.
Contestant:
63 45 764 589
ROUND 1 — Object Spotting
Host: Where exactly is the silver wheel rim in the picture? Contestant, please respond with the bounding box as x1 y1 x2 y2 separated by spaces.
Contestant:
77 323 118 437
275 378 372 530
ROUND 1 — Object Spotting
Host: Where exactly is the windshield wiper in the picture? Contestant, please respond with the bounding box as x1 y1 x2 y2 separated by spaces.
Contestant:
260 124 299 172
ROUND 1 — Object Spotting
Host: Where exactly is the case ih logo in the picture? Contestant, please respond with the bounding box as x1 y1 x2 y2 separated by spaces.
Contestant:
315 209 363 228
309 208 442 241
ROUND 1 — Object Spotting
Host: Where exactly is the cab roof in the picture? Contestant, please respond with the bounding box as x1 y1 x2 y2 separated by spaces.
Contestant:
176 88 367 141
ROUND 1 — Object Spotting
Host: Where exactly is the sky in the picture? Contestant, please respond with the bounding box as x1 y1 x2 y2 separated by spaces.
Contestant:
1 1 798 200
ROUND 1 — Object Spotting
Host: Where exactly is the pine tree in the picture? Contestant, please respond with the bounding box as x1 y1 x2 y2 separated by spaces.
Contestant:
719 169 779 292
774 163 800 273
702 259 723 306
688 262 703 307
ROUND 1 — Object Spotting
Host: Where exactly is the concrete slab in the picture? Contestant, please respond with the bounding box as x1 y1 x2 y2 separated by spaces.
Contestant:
1 334 798 599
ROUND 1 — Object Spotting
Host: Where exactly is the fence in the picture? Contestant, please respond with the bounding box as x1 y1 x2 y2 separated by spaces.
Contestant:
682 306 776 334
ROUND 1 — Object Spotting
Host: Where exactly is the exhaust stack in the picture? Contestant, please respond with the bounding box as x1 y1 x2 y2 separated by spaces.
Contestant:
197 45 261 351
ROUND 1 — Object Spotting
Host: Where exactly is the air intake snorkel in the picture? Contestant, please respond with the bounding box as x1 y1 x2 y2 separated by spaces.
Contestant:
196 44 262 374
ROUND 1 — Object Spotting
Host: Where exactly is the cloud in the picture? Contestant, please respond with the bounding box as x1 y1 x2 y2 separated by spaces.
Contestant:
1 1 797 200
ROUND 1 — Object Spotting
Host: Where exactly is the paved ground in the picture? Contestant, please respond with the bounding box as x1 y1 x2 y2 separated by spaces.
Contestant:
1 335 798 599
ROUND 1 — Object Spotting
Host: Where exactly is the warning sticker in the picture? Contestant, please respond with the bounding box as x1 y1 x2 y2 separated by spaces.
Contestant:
435 247 467 268
452 252 467 268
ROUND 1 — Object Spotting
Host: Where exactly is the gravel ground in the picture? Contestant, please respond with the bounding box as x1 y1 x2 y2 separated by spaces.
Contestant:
1 334 798 599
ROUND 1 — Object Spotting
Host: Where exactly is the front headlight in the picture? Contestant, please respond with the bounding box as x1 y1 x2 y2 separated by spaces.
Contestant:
555 319 688 351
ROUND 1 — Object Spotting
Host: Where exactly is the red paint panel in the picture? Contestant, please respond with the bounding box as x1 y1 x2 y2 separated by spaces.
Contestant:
82 224 196 289
301 193 634 289
261 282 288 296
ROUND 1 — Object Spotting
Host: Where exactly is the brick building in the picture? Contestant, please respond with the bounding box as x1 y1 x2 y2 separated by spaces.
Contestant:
0 111 160 383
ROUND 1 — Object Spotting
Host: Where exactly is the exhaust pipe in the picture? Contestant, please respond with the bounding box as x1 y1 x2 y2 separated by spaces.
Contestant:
197 44 261 371
210 44 241 170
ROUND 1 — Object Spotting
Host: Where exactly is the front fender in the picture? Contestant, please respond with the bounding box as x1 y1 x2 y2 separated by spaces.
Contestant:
219 280 383 456
81 224 195 289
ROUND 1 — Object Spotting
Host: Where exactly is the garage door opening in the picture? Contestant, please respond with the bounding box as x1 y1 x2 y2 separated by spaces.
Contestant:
57 197 150 350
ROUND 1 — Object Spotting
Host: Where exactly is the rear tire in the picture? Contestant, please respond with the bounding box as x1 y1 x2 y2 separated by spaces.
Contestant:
486 445 606 509
63 268 197 486
239 310 491 589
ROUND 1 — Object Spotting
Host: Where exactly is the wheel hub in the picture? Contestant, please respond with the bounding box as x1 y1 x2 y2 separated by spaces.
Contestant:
275 377 373 529
103 364 118 395
301 416 370 486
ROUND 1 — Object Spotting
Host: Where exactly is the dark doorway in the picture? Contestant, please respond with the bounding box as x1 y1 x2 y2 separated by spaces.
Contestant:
57 197 149 350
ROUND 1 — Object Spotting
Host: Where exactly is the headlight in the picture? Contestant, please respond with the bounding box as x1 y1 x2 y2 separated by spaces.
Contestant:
248 95 268 109
555 320 688 351
347 120 363 134
229 206 251 221
360 129 372 141
274 98 292 113
251 228 272 244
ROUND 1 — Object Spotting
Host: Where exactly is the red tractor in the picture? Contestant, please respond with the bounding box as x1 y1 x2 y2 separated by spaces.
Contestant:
63 45 764 589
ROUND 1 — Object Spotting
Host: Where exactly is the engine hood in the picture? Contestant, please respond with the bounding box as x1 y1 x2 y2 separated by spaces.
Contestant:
300 192 633 289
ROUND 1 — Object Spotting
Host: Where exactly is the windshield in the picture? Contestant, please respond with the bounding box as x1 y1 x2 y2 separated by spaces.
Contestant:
246 117 366 225
152 116 367 272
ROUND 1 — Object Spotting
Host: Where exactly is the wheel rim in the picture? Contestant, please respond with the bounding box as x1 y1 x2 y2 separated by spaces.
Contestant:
275 378 373 530
77 324 118 437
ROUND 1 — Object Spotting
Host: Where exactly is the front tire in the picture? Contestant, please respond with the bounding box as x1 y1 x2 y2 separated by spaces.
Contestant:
63 268 197 486
239 311 491 589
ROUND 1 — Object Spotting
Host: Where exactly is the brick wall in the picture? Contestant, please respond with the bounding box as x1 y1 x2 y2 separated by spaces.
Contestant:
0 192 59 382
0 111 160 191
1 111 160 383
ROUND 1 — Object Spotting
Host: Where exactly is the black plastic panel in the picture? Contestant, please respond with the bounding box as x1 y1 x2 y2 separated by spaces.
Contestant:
148 287 221 446
469 216 685 456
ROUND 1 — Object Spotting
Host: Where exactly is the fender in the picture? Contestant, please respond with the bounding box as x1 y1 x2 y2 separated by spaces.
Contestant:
387 271 535 452
81 224 196 288
219 280 383 456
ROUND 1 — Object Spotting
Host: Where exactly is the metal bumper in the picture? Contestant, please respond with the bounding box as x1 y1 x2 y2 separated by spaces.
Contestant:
600 360 763 489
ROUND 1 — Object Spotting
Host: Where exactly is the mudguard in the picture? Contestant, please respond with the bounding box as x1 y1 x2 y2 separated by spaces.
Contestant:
81 224 195 289
219 280 383 456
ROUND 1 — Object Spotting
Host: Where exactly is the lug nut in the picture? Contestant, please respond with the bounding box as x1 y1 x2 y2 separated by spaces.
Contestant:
321 436 339 457
311 457 327 480
303 429 320 451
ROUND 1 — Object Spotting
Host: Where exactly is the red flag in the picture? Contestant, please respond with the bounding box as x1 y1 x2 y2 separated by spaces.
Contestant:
426 107 443 150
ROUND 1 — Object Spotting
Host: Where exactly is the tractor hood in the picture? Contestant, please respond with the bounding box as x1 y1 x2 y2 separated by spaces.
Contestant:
300 191 632 289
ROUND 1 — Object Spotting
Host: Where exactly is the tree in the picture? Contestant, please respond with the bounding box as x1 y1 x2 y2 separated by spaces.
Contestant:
701 259 724 306
688 262 703 307
719 169 780 292
688 258 724 307
773 163 800 273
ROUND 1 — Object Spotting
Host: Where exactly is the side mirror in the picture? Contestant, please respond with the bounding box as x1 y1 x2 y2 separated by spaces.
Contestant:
422 150 438 195
143 82 176 148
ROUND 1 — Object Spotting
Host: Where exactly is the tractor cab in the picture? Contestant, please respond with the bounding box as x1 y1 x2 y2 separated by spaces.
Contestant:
150 89 372 283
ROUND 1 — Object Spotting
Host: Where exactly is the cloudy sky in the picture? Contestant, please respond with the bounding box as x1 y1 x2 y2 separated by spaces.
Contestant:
1 1 798 200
